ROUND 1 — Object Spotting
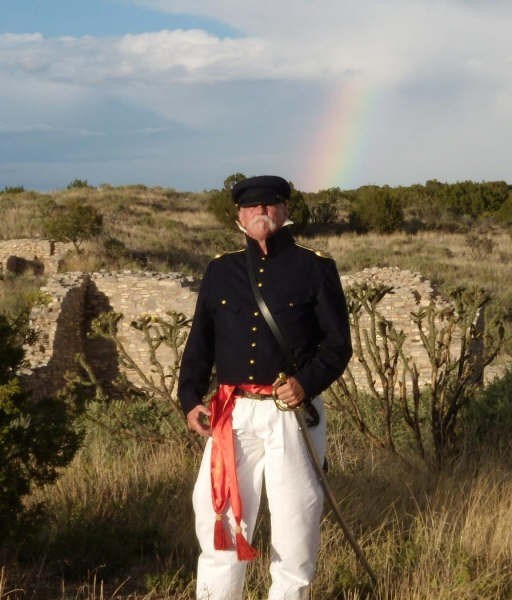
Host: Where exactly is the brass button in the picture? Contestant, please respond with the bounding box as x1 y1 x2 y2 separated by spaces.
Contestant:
259 268 264 273
251 342 257 348
221 299 227 305
257 282 263 288
248 375 254 381
252 326 257 332
289 302 294 307
253 311 259 317
249 359 255 365
261 256 266 261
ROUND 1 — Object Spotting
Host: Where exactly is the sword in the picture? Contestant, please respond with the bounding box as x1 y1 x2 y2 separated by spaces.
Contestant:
273 372 377 587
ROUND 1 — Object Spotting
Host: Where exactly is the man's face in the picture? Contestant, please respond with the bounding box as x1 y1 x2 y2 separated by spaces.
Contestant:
238 202 289 242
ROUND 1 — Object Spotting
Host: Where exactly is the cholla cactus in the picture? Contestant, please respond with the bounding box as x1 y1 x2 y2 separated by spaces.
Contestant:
330 283 504 469
76 310 201 448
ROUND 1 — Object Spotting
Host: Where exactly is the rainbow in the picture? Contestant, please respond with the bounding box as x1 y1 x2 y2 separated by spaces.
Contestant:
300 78 376 192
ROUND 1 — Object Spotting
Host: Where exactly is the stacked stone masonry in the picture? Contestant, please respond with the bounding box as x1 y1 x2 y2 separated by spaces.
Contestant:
342 267 464 391
0 239 73 276
21 273 90 399
21 265 487 401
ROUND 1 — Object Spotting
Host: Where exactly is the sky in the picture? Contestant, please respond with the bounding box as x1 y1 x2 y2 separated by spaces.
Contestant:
1 0 511 192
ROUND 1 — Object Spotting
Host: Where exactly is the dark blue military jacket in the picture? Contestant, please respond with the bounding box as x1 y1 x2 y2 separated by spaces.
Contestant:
178 227 352 415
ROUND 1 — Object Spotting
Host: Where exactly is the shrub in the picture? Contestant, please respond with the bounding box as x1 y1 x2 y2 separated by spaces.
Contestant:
67 179 89 190
287 185 310 230
495 194 512 226
349 186 404 233
2 185 25 194
329 284 504 469
103 237 128 261
43 198 103 253
310 200 338 225
76 310 200 448
465 369 512 446
0 315 81 538
465 233 495 260
207 174 245 228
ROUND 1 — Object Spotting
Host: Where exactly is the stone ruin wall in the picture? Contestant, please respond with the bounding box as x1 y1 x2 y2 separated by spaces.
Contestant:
22 271 197 399
0 239 73 276
343 267 454 390
21 265 483 401
22 274 90 397
86 271 197 391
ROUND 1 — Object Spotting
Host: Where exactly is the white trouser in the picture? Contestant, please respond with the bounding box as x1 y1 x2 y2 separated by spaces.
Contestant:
192 395 326 600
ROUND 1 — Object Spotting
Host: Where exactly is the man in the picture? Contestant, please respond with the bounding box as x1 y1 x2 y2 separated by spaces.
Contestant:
178 175 352 600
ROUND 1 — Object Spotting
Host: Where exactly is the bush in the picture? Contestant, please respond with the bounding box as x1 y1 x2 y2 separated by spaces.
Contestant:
349 186 404 233
43 198 103 253
2 185 25 194
103 237 128 261
287 185 310 230
495 194 512 226
465 233 495 260
67 179 90 190
465 369 512 446
207 174 245 228
329 284 504 469
0 315 81 538
310 200 338 225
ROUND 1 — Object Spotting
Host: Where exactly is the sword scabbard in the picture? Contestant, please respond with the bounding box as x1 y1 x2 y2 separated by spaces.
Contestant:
295 407 378 587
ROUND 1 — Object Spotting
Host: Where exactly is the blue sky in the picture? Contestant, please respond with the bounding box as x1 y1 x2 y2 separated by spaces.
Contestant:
1 0 238 37
1 0 511 192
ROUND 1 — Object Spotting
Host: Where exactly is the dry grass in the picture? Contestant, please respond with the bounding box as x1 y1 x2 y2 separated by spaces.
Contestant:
0 186 241 275
2 185 512 597
301 229 512 296
3 424 512 598
300 228 512 356
2 185 511 289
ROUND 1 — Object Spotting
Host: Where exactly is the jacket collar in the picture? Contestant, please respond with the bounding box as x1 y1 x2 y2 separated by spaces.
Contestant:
246 226 295 259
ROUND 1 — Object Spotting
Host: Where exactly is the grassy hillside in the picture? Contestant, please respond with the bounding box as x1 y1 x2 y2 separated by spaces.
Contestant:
1 184 512 598
2 183 511 350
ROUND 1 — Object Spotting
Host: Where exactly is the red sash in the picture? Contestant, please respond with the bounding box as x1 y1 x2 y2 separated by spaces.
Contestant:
209 383 274 561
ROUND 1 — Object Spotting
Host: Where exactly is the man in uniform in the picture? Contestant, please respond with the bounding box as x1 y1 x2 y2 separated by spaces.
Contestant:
178 175 352 600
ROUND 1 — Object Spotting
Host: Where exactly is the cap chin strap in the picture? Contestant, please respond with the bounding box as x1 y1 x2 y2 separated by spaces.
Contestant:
235 220 247 234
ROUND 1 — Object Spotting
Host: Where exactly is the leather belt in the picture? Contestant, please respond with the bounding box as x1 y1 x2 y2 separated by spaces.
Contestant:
233 387 273 400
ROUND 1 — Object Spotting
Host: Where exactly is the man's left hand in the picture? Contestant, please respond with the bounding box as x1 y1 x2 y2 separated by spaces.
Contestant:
273 375 305 408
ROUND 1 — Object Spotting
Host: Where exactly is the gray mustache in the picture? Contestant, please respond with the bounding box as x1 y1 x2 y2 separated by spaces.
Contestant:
249 215 277 230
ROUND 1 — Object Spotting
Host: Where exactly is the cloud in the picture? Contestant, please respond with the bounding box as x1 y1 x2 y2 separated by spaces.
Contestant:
131 1 512 88
1 1 510 191
0 29 368 86
1 1 510 96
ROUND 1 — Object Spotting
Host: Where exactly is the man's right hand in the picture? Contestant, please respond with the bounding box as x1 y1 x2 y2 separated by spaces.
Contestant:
187 404 212 437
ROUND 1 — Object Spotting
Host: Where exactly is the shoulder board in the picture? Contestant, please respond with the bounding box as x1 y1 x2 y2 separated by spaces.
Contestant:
295 243 332 259
214 248 245 259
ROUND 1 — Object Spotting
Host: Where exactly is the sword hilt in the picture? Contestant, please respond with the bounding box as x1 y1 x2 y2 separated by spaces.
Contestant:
272 372 293 411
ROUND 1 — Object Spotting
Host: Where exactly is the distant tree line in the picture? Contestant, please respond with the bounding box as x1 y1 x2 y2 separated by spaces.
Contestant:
208 176 512 234
2 176 511 236
307 179 512 233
